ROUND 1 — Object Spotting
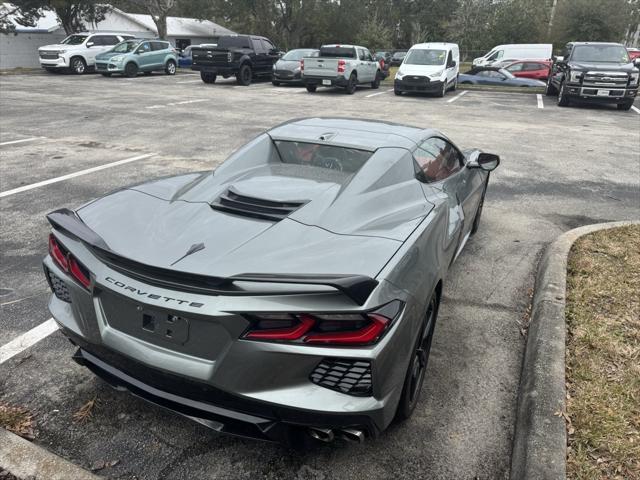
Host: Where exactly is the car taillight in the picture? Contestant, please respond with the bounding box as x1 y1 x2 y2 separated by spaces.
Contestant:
48 233 92 290
379 59 385 69
241 301 403 346
49 234 68 272
338 59 346 74
69 257 91 289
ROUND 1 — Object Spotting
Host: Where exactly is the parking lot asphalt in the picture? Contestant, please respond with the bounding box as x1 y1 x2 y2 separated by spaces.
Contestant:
1 71 639 480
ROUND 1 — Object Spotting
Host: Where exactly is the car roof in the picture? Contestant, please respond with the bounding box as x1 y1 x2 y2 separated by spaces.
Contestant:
268 117 437 150
410 42 458 51
568 42 624 46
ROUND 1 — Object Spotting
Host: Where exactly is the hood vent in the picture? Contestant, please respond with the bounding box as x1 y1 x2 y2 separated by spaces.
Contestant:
211 188 307 221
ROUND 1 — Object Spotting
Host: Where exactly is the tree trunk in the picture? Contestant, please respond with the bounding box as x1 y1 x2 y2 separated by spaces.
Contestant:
155 14 168 39
547 0 558 37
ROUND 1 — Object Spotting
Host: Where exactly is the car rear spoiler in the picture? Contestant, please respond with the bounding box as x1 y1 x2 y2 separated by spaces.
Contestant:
46 208 378 305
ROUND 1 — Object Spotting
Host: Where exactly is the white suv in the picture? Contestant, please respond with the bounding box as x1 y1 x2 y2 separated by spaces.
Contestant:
38 32 135 74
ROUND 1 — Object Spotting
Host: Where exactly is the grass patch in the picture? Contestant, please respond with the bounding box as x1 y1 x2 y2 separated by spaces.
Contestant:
566 225 640 479
0 403 35 440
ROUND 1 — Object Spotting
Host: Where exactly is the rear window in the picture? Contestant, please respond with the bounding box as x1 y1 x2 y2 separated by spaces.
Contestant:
218 36 251 49
320 46 357 58
273 140 371 174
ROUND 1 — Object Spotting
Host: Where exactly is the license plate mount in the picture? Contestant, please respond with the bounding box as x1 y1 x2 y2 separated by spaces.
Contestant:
142 310 190 345
597 89 610 97
322 79 331 86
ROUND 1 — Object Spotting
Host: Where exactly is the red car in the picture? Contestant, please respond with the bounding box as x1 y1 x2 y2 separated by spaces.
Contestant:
628 48 640 61
501 59 552 80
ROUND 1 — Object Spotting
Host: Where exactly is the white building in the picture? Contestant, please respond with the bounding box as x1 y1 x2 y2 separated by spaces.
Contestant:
0 4 235 69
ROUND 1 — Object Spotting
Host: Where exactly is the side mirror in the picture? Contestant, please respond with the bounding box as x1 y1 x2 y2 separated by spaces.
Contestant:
467 152 500 171
86 41 94 47
451 60 457 68
634 58 640 67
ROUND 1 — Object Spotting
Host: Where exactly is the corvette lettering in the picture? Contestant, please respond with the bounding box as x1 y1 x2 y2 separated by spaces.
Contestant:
105 277 204 308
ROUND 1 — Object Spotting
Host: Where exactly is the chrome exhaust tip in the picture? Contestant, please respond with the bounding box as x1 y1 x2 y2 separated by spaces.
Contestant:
308 427 334 443
339 428 365 444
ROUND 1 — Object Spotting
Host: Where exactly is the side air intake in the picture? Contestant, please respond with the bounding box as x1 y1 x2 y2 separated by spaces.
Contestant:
210 188 307 221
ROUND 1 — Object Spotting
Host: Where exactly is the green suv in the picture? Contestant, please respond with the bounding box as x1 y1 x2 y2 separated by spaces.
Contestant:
95 39 178 77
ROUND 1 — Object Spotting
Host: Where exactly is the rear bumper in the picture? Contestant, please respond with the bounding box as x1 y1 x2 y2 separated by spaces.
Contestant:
303 75 349 88
64 328 381 445
191 65 238 76
394 78 444 93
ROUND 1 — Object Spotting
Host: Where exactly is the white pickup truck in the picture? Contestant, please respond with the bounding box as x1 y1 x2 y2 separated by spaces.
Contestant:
302 44 381 94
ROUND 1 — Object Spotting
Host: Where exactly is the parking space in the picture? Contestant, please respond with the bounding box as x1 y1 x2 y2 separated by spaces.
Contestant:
1 71 639 480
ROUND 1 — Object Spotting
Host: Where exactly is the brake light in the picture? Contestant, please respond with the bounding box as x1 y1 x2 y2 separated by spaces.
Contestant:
241 301 402 346
69 257 91 289
47 233 92 290
338 59 346 74
48 234 68 272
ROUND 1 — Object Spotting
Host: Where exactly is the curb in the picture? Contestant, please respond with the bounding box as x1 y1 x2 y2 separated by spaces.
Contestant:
0 428 101 480
510 220 639 480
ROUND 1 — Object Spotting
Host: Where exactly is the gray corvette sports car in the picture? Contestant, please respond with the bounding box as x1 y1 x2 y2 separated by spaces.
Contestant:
44 118 499 445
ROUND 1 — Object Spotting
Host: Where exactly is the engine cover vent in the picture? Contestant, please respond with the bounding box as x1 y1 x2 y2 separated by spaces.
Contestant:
211 188 306 221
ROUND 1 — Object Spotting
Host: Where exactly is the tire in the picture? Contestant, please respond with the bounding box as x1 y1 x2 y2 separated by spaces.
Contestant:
165 59 176 75
346 73 357 94
470 181 488 235
545 76 558 96
437 80 447 97
371 71 380 89
395 289 440 421
236 64 252 86
200 72 216 84
272 81 280 86
69 57 86 75
617 100 634 111
394 88 402 96
306 85 317 93
124 62 138 78
557 80 570 107
451 77 457 91
101 73 112 77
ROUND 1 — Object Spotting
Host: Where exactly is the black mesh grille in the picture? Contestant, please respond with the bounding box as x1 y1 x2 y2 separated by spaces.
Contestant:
211 188 306 221
47 268 71 303
310 358 372 396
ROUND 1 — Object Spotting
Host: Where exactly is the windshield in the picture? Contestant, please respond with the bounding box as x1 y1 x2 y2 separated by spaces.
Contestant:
572 45 630 63
404 49 446 66
273 140 372 174
283 49 318 61
217 36 251 49
112 40 140 53
61 35 88 45
392 52 406 59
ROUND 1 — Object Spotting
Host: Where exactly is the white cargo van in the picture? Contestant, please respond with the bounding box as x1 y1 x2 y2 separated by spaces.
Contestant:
473 44 552 66
394 42 459 97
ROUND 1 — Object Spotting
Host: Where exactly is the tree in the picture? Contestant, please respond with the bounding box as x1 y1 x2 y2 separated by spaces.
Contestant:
551 0 632 46
0 1 45 33
355 12 393 51
49 0 111 34
123 0 177 39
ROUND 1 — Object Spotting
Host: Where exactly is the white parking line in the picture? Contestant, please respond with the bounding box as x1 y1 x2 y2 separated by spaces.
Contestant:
146 99 209 109
447 91 468 103
0 318 59 364
176 79 202 84
537 94 544 109
632 105 640 115
0 137 45 147
365 89 392 98
0 153 156 198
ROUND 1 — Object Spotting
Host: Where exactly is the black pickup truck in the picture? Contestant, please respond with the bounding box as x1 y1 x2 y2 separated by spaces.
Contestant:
546 42 639 110
191 35 280 86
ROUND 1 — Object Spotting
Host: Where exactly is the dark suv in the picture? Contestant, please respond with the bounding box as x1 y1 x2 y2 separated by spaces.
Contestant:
191 35 279 86
546 42 639 110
